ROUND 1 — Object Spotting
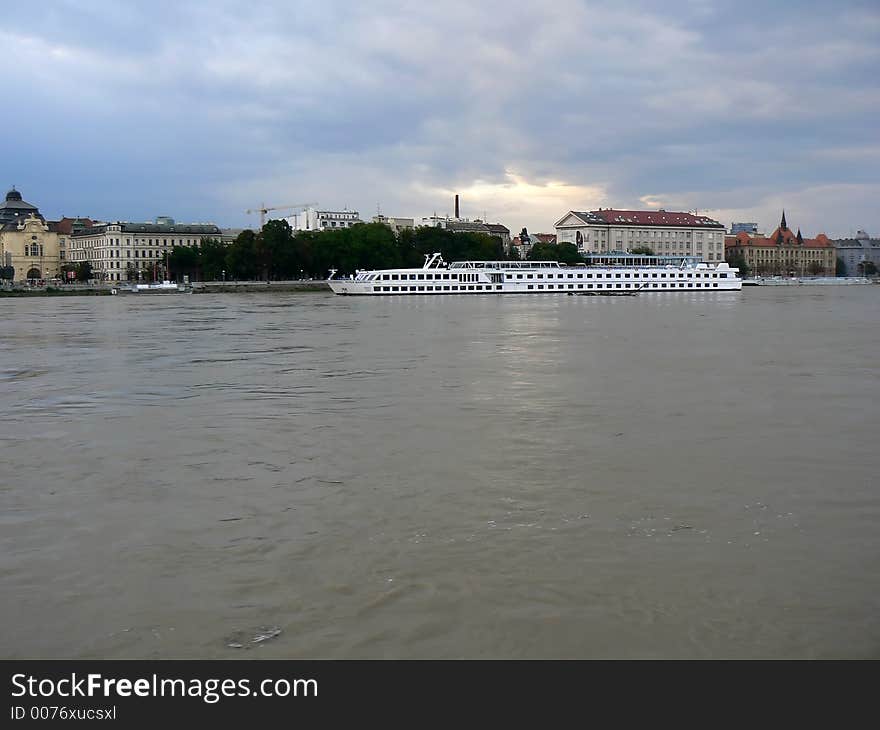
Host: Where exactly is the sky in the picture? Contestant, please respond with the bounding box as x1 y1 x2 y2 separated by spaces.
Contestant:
4 0 879 238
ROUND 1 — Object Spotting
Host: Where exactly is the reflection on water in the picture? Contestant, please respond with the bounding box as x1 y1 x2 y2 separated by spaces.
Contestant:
1 289 879 658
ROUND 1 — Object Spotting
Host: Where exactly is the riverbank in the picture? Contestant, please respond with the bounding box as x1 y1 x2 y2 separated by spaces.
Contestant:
0 286 114 297
192 280 330 293
1 280 332 296
742 276 876 286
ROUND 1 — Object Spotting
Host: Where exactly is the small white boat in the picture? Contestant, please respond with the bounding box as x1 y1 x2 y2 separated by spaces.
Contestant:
115 280 192 294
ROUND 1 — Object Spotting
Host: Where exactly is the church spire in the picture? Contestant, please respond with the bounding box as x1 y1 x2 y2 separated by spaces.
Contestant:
780 209 787 230
796 228 804 245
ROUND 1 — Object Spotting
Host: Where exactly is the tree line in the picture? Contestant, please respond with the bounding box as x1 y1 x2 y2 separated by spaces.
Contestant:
58 221 618 283
145 222 591 282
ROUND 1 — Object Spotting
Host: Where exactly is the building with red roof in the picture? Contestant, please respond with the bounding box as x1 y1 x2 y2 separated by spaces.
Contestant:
724 211 835 276
554 208 726 262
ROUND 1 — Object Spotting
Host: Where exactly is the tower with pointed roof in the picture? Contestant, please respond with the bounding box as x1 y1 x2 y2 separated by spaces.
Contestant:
780 210 787 230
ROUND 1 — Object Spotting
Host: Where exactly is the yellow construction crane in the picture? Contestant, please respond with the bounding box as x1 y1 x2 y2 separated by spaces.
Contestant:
245 202 317 229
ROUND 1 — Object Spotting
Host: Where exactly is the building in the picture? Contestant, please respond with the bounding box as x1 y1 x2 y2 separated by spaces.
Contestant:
511 231 555 258
833 230 880 277
69 221 221 282
730 222 761 235
724 211 835 276
417 196 510 248
0 187 94 281
555 208 727 261
371 215 414 235
290 208 362 232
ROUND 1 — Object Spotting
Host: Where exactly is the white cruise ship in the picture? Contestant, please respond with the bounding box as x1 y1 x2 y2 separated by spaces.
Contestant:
328 253 742 295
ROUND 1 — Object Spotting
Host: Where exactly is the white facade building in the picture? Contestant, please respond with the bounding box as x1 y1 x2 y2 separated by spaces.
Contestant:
290 208 362 232
372 215 414 234
69 221 221 282
555 209 727 262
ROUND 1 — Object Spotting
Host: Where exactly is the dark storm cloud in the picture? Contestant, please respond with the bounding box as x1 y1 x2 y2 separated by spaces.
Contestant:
3 0 878 235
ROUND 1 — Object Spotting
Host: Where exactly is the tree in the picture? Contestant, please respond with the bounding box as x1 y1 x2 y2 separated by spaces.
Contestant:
836 257 847 277
630 245 655 255
75 261 93 282
807 261 824 276
225 230 260 280
0 266 14 281
726 251 750 278
528 241 583 265
168 245 200 280
861 261 877 276
199 238 228 281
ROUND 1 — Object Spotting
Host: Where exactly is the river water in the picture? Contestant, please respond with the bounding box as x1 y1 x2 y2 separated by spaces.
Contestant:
1 287 878 658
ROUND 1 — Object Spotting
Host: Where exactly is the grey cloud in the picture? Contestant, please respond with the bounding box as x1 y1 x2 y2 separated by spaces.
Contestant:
4 0 878 235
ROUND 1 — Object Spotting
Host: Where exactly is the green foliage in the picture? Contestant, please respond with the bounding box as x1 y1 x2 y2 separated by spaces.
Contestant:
226 230 260 280
169 245 199 279
807 261 824 276
859 261 877 276
75 261 93 282
214 222 515 280
835 257 847 277
528 242 583 265
725 251 750 278
199 238 228 281
629 245 655 255
1 265 16 280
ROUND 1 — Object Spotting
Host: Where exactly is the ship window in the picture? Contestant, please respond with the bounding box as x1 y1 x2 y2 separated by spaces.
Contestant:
578 274 584 279
444 286 450 291
587 273 592 278
713 283 718 287
382 274 389 280
537 274 543 279
527 285 533 290
616 284 622 288
652 283 658 288
652 273 657 278
496 285 502 290
527 274 533 279
392 286 399 291
417 274 424 280
426 274 433 280
537 285 544 289
615 274 621 278
596 283 603 288
516 274 523 279
418 286 424 291
391 274 399 280
568 284 574 289
568 274 573 278
452 286 458 290
606 274 612 278
720 273 728 278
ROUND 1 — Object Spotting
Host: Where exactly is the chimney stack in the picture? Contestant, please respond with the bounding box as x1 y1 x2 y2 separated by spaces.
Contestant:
454 194 460 219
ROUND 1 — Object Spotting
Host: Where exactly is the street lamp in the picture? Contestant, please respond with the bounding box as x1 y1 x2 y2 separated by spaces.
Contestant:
222 269 226 282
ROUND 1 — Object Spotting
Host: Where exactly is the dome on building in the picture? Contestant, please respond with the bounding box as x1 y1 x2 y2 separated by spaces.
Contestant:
0 186 41 227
